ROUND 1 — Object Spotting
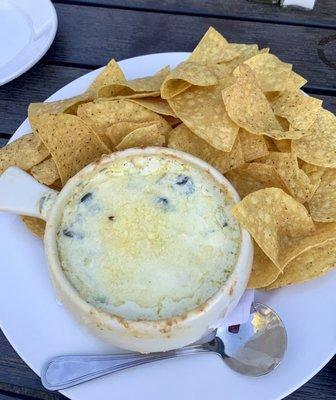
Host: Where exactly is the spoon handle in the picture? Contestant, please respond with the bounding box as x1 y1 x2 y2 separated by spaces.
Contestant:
42 346 211 390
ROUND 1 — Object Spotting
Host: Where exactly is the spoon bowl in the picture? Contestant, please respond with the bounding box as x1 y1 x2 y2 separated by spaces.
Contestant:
213 302 287 376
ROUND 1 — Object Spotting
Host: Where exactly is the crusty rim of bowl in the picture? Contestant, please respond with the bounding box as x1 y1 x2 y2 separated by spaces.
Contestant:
44 147 252 332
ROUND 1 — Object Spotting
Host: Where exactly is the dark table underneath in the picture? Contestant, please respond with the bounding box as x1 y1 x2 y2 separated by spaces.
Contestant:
0 1 335 399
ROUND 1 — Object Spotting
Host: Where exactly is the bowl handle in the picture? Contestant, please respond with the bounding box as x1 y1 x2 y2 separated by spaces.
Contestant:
0 167 59 221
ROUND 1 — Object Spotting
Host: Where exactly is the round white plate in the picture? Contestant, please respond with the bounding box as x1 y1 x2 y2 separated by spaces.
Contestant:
0 0 57 85
0 53 335 400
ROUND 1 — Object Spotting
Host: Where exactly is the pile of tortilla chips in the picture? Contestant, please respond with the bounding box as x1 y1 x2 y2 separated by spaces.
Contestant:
1 27 335 290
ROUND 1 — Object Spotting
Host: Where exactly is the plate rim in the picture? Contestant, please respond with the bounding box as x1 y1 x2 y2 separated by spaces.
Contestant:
0 0 58 85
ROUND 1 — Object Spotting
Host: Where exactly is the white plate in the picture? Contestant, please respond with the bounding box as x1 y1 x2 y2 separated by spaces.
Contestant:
0 53 335 400
0 0 57 85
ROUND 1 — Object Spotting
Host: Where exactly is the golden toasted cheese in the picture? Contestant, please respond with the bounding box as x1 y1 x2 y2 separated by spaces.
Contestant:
57 155 241 321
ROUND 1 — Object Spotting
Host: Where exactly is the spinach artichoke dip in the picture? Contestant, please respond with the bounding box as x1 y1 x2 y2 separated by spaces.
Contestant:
57 155 241 321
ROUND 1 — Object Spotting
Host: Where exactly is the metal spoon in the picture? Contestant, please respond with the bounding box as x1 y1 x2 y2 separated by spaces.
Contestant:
42 302 287 390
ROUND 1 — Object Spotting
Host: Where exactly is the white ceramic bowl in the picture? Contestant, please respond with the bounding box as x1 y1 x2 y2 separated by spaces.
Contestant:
0 147 252 353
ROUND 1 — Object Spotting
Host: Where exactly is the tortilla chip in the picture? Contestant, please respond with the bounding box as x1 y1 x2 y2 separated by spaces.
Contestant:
276 115 290 130
237 53 292 92
229 43 263 62
129 97 176 117
50 179 62 191
168 124 244 174
292 109 336 168
161 62 218 99
273 118 293 150
225 163 287 198
222 65 283 138
113 91 161 99
231 188 316 270
301 162 325 196
247 243 280 289
115 123 165 150
30 158 59 186
21 216 45 238
266 237 336 289
279 221 336 270
263 136 278 152
273 138 291 152
239 129 269 162
0 133 49 174
259 152 315 203
89 59 125 92
163 115 181 127
221 44 269 77
77 99 170 138
272 91 322 132
188 27 238 65
31 114 109 185
168 85 239 152
28 92 94 119
308 169 336 222
285 70 307 91
266 92 280 103
99 66 169 98
105 121 156 148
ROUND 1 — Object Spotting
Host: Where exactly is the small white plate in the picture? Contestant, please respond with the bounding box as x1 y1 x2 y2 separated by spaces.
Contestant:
0 0 57 85
0 53 335 400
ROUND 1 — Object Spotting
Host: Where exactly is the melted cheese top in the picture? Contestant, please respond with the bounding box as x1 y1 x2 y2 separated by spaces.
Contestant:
57 155 241 321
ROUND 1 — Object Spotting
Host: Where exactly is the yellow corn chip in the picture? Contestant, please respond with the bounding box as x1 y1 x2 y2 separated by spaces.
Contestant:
276 115 290 130
30 158 59 186
99 66 169 98
273 138 291 152
113 91 161 99
50 179 62 191
263 136 278 152
301 161 325 196
28 92 94 120
266 237 336 289
221 44 269 76
231 188 316 270
188 27 238 65
115 123 165 150
273 221 336 273
292 109 336 168
168 85 239 152
222 65 283 139
266 92 280 103
208 64 237 84
259 152 315 203
163 115 181 127
247 243 281 289
168 124 244 174
285 70 307 91
237 53 292 92
239 129 269 162
106 121 157 148
273 118 293 150
21 216 45 238
77 99 170 137
308 169 336 222
230 43 263 62
273 116 292 150
0 133 49 174
225 163 287 198
272 91 322 132
31 114 109 185
161 62 218 99
129 97 176 117
89 59 125 92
